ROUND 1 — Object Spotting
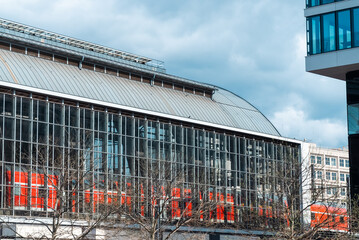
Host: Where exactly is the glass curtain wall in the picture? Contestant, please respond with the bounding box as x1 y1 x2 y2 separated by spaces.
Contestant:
338 10 351 50
353 9 359 47
307 0 343 8
323 13 336 52
310 16 321 54
0 91 300 229
307 8 359 55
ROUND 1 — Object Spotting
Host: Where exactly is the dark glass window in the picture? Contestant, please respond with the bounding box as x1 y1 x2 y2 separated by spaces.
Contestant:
347 80 359 135
310 0 320 7
338 10 351 50
54 104 62 124
307 0 343 8
4 117 14 139
353 8 359 47
22 98 30 118
322 0 334 4
5 95 13 116
38 101 46 122
323 13 336 52
70 107 78 127
311 16 321 54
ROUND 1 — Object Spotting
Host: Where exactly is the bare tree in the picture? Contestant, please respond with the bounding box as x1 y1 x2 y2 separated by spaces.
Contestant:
1 134 121 240
114 160 224 240
266 151 349 240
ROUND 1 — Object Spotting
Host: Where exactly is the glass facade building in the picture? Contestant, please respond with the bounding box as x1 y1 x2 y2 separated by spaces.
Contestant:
0 90 299 228
305 0 359 202
0 18 301 235
306 0 345 8
307 8 357 55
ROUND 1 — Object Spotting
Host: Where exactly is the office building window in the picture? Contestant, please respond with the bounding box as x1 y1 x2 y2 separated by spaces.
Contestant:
341 188 346 196
307 0 343 8
340 173 345 182
307 7 357 54
354 8 359 47
317 156 322 164
308 0 320 7
338 10 351 50
317 171 323 179
311 155 316 164
323 13 336 52
332 187 338 195
332 172 337 181
326 172 331 180
340 159 344 167
345 159 349 167
331 157 336 166
311 16 321 54
327 188 332 195
325 157 330 165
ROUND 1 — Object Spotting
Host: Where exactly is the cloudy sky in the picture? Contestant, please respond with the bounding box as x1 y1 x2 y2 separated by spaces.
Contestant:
0 0 348 148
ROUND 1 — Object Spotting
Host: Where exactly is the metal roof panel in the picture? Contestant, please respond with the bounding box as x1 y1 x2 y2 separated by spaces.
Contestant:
0 49 280 136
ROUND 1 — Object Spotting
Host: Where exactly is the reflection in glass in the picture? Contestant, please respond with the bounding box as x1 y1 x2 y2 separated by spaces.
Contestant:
338 10 351 50
311 16 321 54
323 13 336 52
322 0 334 3
353 8 359 47
309 0 320 7
348 104 359 135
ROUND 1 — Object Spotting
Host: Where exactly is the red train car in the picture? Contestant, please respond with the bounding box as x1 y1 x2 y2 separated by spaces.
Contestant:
6 168 238 224
6 168 58 211
311 204 348 231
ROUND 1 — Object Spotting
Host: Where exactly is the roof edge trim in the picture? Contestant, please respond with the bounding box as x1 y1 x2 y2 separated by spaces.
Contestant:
0 80 300 144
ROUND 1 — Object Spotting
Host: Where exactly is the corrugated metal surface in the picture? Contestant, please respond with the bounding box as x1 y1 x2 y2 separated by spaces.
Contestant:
0 49 280 136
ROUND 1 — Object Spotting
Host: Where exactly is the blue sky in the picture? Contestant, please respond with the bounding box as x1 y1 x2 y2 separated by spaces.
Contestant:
0 0 348 148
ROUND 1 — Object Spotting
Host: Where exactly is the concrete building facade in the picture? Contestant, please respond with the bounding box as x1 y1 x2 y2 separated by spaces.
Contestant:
309 143 349 208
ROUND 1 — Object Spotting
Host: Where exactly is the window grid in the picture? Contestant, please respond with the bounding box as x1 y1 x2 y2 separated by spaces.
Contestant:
0 92 300 228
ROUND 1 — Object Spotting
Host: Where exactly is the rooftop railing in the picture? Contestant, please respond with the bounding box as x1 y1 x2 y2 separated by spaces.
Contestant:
0 18 166 73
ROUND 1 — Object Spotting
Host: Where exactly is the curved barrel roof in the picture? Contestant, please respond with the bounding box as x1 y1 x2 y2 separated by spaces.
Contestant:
0 49 280 136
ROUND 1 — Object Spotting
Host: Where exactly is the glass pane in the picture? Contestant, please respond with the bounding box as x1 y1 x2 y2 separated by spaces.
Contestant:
5 95 13 116
310 0 320 7
347 80 359 135
311 16 321 54
22 98 30 118
338 10 351 50
322 0 334 3
353 8 359 47
348 103 359 134
323 13 336 52
38 101 46 122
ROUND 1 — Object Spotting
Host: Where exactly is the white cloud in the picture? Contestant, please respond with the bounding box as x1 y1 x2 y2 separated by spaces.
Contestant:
271 106 347 148
0 0 349 148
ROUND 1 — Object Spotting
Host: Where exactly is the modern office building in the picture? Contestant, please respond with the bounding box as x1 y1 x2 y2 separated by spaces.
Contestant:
0 18 301 238
305 0 359 200
309 143 349 208
307 143 349 231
